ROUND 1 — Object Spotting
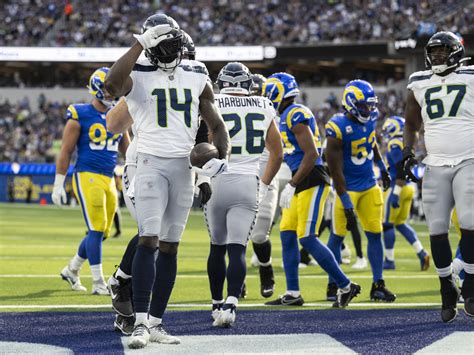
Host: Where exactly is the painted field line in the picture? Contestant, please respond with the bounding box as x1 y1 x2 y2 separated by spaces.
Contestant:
0 274 439 279
0 302 448 310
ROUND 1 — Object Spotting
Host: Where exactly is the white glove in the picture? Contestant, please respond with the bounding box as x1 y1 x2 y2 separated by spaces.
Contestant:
52 174 67 207
194 174 211 197
193 158 228 178
279 183 296 209
133 24 174 50
258 182 269 204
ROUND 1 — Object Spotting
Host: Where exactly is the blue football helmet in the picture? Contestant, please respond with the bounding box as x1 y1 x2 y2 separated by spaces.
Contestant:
263 72 300 110
87 67 114 106
382 116 405 138
341 79 378 124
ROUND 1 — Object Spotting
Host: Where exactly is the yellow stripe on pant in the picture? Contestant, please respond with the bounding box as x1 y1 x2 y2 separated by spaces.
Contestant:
72 171 118 239
280 184 330 238
333 185 383 236
383 184 414 226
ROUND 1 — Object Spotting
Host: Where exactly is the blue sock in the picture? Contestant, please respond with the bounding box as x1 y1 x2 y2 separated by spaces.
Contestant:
78 236 87 259
207 244 227 301
132 244 156 314
326 233 344 285
383 224 396 249
150 250 177 319
366 231 384 282
119 233 139 276
86 231 103 265
226 244 247 298
301 234 350 289
281 230 299 291
396 223 417 245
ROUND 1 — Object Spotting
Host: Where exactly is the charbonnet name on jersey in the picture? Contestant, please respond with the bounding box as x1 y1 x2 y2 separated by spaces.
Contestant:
216 96 269 109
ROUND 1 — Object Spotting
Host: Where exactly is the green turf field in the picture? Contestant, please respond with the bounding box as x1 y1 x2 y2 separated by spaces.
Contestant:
0 203 458 312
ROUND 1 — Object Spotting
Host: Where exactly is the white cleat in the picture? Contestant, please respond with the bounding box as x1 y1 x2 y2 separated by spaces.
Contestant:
60 266 87 292
351 257 368 270
149 324 181 344
341 247 352 265
250 253 259 267
212 306 236 328
92 281 109 295
128 323 150 349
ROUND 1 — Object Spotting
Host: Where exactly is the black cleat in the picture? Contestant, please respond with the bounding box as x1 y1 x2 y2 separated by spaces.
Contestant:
108 275 133 317
265 294 304 306
370 279 396 302
326 282 337 302
460 277 474 318
333 282 361 308
259 265 275 298
239 281 248 299
464 298 474 317
114 314 135 336
440 276 460 323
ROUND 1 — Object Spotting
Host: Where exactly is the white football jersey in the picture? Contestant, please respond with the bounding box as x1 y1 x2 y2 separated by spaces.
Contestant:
125 124 138 166
215 94 277 175
407 65 474 166
125 58 209 158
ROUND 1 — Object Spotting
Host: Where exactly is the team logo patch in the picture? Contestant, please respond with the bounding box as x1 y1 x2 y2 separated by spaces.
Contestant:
346 126 353 134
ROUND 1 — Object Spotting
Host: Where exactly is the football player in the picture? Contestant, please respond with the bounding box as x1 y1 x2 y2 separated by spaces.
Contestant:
264 73 360 308
325 80 396 302
381 116 430 271
403 31 474 322
105 14 230 349
53 67 129 295
248 73 279 298
206 63 283 327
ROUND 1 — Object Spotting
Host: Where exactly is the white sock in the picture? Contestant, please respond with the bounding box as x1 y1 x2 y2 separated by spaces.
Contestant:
385 249 395 261
341 282 351 292
286 290 301 297
412 240 423 254
149 315 162 327
116 267 131 279
212 299 225 304
135 313 148 326
452 258 464 276
464 262 474 275
436 265 452 278
69 254 86 272
225 296 238 305
90 264 104 283
259 257 272 267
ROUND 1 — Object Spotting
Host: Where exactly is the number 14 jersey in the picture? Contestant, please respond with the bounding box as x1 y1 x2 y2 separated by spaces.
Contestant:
407 65 474 166
125 58 209 158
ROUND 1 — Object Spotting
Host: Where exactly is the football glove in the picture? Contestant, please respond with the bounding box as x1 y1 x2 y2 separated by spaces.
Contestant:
344 208 358 231
192 158 228 178
258 182 270 204
389 185 401 209
195 175 212 206
133 24 174 50
402 147 419 182
380 170 391 191
279 183 296 209
52 174 67 207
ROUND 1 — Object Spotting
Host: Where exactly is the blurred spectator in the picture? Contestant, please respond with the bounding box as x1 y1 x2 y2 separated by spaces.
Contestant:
0 0 472 47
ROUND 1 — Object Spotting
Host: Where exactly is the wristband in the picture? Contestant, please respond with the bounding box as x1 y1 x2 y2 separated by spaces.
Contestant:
339 192 353 209
393 185 402 196
376 159 387 172
54 174 66 187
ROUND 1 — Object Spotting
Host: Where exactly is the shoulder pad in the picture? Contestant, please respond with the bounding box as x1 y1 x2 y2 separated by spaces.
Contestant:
179 60 209 75
66 104 80 121
285 104 313 129
388 139 403 152
455 65 474 75
407 70 433 86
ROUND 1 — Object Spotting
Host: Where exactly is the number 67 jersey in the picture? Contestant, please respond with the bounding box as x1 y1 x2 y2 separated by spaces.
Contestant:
407 65 474 166
125 58 209 158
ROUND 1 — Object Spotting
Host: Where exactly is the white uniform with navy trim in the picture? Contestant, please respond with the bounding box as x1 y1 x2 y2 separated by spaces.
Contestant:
122 125 138 221
407 65 474 167
205 94 276 246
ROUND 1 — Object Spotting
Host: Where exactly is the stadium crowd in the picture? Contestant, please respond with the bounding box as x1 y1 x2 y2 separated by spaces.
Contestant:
1 0 473 47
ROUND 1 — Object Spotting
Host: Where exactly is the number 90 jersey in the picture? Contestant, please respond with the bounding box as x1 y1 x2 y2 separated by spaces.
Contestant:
67 103 122 177
407 65 474 166
125 58 209 158
279 103 323 172
216 94 276 175
325 113 376 192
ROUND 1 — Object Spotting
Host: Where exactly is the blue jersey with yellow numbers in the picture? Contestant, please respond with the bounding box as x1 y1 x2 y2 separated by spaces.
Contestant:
279 103 324 172
325 113 376 192
67 103 122 177
385 136 403 185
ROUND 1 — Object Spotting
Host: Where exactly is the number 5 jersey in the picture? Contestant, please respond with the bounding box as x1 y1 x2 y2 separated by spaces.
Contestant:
407 65 474 166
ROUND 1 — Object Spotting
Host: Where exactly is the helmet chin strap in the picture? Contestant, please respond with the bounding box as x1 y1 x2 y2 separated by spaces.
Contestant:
431 63 456 74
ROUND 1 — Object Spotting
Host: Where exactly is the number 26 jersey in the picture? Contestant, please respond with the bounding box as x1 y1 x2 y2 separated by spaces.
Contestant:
407 65 474 166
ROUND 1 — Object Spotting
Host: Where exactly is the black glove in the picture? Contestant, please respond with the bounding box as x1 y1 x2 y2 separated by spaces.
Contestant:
380 170 391 191
401 147 419 182
198 182 212 206
344 208 358 231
